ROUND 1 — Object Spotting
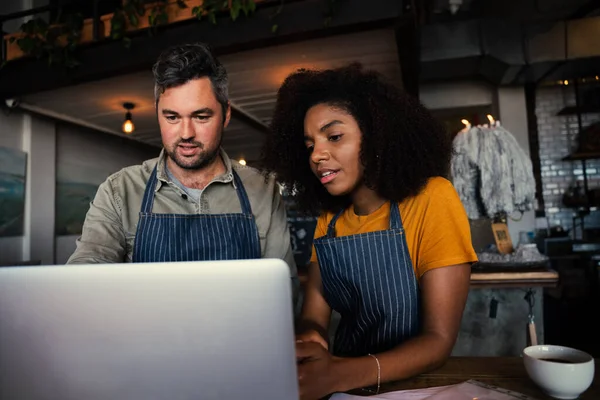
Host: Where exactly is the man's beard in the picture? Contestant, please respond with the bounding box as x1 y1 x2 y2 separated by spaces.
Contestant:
165 136 222 170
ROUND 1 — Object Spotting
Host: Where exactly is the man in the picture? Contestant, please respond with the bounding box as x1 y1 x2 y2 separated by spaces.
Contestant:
68 42 297 301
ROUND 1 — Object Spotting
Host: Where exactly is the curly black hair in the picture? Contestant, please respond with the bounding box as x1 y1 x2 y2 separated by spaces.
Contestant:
260 63 452 215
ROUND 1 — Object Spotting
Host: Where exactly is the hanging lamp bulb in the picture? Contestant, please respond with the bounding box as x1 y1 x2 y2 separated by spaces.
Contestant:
122 102 135 134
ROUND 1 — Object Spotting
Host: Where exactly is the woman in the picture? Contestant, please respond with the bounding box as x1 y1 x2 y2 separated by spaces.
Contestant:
261 64 477 400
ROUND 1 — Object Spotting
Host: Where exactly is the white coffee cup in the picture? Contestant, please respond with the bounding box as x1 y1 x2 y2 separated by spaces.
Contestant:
523 344 595 399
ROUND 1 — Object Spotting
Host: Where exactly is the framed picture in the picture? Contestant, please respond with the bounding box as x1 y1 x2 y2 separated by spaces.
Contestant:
0 146 27 237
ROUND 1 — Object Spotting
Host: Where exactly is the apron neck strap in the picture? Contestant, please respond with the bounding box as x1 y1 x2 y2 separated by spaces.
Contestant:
140 166 253 215
326 201 403 238
326 208 345 238
389 201 402 230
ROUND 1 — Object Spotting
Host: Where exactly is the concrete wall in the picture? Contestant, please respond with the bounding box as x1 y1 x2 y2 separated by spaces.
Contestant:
498 87 537 245
54 124 156 264
453 288 543 356
0 109 157 266
0 112 56 265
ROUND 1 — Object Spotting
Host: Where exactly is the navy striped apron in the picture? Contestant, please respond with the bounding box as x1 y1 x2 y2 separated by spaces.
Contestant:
313 202 420 357
132 166 261 262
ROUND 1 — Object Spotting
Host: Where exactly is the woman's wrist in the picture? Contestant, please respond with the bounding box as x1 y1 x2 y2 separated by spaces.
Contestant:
330 355 379 394
330 357 351 393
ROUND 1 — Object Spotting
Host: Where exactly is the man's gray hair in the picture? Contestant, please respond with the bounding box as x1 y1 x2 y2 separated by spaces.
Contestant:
152 43 229 117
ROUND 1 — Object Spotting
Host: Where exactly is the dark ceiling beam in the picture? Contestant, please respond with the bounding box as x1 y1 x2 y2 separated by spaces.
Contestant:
570 0 600 19
419 54 517 85
419 56 483 83
549 57 600 81
0 0 400 100
229 101 269 135
419 53 600 85
394 12 420 97
533 61 565 85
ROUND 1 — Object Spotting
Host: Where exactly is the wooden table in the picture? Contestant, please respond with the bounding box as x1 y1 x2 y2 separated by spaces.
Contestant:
371 357 599 399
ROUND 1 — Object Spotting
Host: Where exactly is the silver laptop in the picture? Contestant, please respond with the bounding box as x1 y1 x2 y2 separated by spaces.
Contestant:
0 259 298 400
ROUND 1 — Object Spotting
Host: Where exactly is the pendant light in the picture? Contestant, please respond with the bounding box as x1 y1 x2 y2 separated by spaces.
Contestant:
122 102 135 134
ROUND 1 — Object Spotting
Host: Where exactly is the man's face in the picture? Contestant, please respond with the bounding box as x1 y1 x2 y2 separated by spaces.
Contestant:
157 77 230 170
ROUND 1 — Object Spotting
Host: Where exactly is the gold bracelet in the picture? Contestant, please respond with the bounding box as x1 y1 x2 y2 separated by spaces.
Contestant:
363 353 380 395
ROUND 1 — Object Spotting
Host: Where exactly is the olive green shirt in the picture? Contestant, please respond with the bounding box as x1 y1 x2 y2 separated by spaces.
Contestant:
67 149 298 301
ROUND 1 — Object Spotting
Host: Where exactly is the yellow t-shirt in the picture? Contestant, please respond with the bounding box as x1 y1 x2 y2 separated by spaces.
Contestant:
310 177 477 280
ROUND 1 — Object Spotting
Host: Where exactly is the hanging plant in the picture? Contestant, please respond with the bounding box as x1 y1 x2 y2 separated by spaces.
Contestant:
192 0 256 25
110 0 146 48
9 12 84 68
269 0 283 32
110 0 188 45
4 0 346 68
264 0 339 33
148 1 169 33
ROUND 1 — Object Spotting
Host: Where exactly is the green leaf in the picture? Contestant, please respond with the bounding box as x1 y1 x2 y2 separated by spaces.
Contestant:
209 12 217 24
123 37 132 49
271 24 278 33
159 10 169 24
128 12 139 27
248 0 256 12
129 0 146 16
230 1 241 21
110 11 126 39
67 13 84 31
177 0 188 9
17 37 36 53
195 8 205 20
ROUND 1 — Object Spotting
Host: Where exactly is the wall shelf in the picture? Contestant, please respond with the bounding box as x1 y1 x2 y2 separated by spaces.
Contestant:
562 152 600 161
556 105 600 116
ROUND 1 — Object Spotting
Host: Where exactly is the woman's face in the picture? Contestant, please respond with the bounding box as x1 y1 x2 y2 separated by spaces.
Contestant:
303 103 365 197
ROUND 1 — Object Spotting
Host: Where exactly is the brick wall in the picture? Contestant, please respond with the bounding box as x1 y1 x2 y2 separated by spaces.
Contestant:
536 85 600 235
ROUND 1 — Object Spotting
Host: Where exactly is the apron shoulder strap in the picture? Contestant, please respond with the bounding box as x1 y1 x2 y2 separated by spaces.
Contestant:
140 166 159 213
231 169 254 215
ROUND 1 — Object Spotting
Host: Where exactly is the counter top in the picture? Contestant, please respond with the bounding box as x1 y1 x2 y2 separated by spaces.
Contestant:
297 267 559 289
470 267 559 288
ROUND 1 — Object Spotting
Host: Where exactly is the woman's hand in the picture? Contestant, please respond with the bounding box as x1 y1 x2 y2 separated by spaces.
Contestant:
296 329 329 351
296 341 342 400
